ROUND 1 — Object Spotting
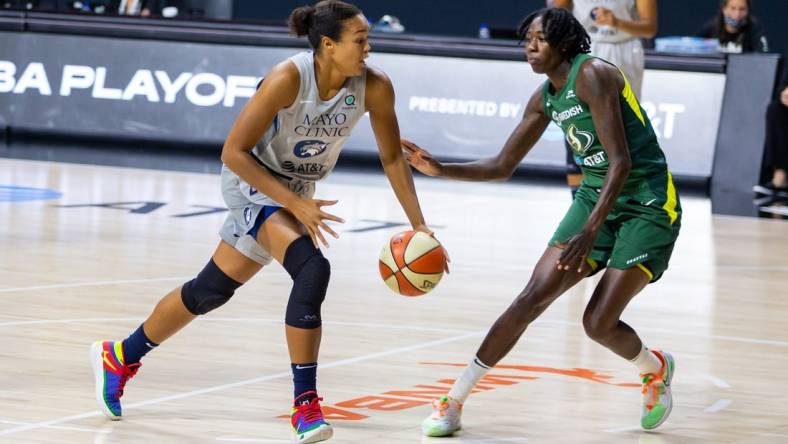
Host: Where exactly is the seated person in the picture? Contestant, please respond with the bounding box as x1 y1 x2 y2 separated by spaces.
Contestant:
756 63 788 196
112 0 167 16
696 0 768 53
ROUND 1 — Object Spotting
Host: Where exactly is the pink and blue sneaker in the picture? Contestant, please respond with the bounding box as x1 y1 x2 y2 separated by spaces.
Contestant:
90 341 141 420
291 391 333 443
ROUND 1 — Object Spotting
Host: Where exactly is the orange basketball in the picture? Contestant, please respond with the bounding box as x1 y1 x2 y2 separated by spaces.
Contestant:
378 230 447 296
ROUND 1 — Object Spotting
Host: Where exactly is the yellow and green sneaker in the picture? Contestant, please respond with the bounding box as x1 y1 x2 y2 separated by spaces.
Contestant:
640 350 675 430
421 395 462 437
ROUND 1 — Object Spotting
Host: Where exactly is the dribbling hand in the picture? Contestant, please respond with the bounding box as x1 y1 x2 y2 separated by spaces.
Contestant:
289 197 345 248
401 139 443 177
414 224 451 274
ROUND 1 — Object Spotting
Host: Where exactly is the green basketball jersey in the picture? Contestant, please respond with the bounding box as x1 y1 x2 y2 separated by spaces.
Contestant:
542 53 667 193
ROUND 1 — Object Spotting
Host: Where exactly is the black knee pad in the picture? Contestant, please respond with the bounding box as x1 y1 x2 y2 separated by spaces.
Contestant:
283 236 330 329
181 259 243 315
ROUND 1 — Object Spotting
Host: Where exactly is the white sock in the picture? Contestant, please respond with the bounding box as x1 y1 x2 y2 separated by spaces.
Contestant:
630 345 663 375
448 356 492 404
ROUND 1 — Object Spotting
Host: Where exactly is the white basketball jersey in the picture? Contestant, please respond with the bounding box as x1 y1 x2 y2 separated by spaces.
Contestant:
253 51 367 182
572 0 639 43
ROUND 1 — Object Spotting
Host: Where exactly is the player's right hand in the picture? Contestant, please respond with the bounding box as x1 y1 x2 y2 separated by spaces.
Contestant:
288 198 345 248
401 139 442 177
413 224 451 274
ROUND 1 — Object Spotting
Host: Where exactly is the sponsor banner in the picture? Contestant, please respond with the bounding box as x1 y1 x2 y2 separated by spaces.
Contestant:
351 53 724 177
1 31 724 177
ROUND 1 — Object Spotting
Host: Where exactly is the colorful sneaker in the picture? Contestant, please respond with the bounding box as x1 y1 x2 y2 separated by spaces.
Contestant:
640 350 675 430
90 341 141 420
291 392 333 443
421 395 462 437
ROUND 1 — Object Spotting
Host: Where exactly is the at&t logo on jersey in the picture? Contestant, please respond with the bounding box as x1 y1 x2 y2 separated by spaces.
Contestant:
293 140 328 158
282 161 326 176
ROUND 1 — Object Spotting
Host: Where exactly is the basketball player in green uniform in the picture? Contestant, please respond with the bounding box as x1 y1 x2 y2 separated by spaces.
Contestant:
403 7 680 435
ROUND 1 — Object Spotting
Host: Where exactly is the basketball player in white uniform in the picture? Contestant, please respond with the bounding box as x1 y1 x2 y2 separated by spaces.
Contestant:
550 0 657 196
89 2 439 443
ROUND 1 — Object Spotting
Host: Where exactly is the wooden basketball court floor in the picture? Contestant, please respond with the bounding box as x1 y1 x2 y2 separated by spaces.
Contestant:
2 157 788 443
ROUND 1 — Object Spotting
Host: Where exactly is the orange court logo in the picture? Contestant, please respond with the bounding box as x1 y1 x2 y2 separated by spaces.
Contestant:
277 362 638 421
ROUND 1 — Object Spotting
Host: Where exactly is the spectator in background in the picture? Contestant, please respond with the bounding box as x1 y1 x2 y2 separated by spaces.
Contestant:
755 63 788 196
697 0 768 53
550 0 657 198
1 0 38 9
111 0 168 16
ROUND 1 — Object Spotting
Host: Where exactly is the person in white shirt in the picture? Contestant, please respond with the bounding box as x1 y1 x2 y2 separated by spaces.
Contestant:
550 0 657 197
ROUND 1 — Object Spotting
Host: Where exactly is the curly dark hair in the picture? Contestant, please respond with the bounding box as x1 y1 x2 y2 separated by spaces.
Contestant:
517 8 591 61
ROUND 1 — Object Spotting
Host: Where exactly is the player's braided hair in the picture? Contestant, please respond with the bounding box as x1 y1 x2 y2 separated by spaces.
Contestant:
517 8 591 61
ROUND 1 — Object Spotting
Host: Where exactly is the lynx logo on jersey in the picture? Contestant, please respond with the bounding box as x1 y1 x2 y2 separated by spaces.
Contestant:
566 124 595 156
282 161 326 177
293 140 328 158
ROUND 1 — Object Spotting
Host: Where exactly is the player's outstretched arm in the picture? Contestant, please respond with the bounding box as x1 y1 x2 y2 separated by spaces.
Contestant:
366 67 431 235
402 87 550 182
221 61 343 247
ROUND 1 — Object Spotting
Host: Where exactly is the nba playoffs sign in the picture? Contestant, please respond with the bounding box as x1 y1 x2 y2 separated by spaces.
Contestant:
0 32 293 143
0 31 723 177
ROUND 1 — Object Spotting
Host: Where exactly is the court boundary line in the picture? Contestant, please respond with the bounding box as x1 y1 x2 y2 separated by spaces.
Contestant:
0 317 470 334
704 399 733 413
0 330 486 437
704 374 731 389
0 277 191 294
538 319 788 348
1 317 786 347
215 438 290 443
0 419 109 434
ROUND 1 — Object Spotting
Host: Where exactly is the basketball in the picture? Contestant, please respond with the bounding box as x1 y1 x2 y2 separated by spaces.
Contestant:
378 230 447 296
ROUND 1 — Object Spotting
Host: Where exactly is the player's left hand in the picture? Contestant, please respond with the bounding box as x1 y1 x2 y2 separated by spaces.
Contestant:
414 224 451 274
555 229 597 273
594 7 618 27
